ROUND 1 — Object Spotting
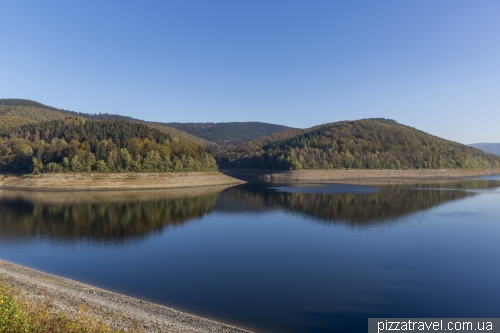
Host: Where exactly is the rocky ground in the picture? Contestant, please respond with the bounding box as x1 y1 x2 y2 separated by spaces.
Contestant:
0 260 253 333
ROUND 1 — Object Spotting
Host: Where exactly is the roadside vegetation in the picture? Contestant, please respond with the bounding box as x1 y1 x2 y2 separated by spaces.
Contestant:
0 282 137 333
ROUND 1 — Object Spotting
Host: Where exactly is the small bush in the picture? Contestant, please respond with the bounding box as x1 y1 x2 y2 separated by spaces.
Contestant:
0 282 136 333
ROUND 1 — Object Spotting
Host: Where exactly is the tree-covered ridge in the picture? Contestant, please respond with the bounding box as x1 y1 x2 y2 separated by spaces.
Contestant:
0 118 217 173
0 98 73 112
0 102 87 136
0 99 219 150
216 119 500 170
165 122 296 149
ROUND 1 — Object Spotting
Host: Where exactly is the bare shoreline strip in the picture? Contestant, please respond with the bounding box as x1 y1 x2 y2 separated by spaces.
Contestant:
0 259 253 333
0 169 499 192
0 171 245 192
222 168 500 183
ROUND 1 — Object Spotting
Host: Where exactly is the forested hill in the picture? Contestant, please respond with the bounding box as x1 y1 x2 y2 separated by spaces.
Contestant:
165 122 295 149
0 118 217 173
1 99 294 151
216 119 500 170
470 143 500 156
0 99 218 150
0 99 82 130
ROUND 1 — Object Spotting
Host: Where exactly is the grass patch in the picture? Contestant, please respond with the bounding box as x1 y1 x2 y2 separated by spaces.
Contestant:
0 282 140 333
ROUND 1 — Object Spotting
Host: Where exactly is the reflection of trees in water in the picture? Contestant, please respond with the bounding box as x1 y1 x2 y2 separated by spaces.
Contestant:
406 180 500 190
219 180 500 225
0 193 218 241
1 180 498 241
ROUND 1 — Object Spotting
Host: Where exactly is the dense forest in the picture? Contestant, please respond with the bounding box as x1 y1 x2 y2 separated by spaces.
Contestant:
0 118 217 173
216 119 500 170
3 99 499 173
1 99 296 152
0 99 217 149
0 99 80 132
165 122 294 149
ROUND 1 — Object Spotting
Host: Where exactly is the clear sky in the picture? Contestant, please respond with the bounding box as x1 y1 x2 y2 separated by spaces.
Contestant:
1 1 499 144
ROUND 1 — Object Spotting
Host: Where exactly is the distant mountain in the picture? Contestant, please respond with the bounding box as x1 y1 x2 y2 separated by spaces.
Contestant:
469 143 500 156
216 118 500 170
0 99 217 150
165 122 296 149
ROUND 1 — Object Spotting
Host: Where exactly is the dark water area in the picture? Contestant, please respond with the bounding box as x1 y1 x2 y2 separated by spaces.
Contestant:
1 177 500 333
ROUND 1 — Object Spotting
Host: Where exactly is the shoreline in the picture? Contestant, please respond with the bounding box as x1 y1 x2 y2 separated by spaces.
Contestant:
0 169 498 192
222 168 500 183
0 259 253 333
0 171 245 191
0 184 236 204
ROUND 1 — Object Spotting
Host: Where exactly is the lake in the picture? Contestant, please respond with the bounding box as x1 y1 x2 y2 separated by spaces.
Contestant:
1 176 500 333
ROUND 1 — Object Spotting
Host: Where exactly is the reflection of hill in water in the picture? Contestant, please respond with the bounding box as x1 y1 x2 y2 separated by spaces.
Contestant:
0 188 224 242
1 180 498 241
216 180 500 225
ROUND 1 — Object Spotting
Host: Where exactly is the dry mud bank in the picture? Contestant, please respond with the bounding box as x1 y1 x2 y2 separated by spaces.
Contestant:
0 259 253 333
223 168 500 183
0 184 235 204
0 172 245 191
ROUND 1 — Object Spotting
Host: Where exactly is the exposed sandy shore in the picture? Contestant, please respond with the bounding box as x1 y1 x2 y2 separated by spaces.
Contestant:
1 169 498 191
0 184 234 205
222 168 500 183
0 259 253 333
0 172 245 191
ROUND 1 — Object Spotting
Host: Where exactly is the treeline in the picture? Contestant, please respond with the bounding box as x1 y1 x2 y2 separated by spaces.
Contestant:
0 99 219 151
217 119 500 170
0 98 140 123
165 122 294 149
0 118 217 173
0 98 68 111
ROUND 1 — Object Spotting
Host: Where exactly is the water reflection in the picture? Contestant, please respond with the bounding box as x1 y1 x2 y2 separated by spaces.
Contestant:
271 183 379 194
0 186 228 242
1 179 499 241
216 180 500 225
1 178 500 333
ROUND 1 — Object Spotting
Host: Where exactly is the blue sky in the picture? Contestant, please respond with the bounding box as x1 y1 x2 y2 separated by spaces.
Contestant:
1 1 499 144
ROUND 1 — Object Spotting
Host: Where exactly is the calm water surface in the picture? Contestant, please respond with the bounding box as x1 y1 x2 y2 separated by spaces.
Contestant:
1 177 500 333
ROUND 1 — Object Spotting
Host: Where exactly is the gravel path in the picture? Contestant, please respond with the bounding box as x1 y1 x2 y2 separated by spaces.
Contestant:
0 259 253 333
